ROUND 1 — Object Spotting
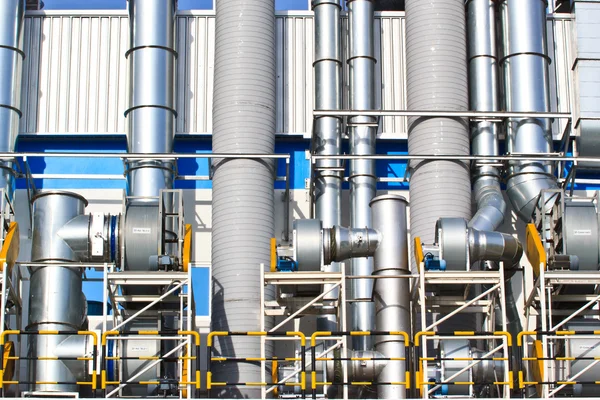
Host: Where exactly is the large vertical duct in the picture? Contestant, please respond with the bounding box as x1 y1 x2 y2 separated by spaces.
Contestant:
371 195 409 400
313 0 342 334
405 0 471 262
0 0 24 202
126 0 176 198
27 192 89 393
348 0 376 349
467 0 505 233
211 0 276 397
500 0 557 221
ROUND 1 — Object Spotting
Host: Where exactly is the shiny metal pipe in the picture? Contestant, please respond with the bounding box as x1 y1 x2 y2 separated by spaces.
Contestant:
467 0 505 232
27 191 89 393
348 0 377 350
371 195 409 399
126 0 177 198
0 0 24 202
500 0 558 221
313 0 343 334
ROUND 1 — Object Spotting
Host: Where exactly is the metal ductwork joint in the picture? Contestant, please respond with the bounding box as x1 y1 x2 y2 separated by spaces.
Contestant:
293 195 409 399
313 0 343 334
500 0 558 221
211 0 277 397
0 0 25 204
348 0 377 351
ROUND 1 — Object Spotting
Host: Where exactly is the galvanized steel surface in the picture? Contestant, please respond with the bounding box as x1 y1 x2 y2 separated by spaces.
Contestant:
0 0 24 201
211 0 276 397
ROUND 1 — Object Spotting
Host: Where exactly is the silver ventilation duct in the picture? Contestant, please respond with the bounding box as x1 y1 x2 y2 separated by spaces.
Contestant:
126 0 176 198
348 0 376 350
211 0 276 397
313 0 342 334
500 0 557 221
27 192 90 393
371 195 409 400
0 0 24 202
405 0 472 267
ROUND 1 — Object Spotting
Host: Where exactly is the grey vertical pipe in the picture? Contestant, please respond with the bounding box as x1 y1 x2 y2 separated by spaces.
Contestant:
126 0 176 198
348 0 376 350
27 192 89 393
467 0 506 233
313 0 342 334
500 0 557 221
211 0 276 397
371 195 409 399
0 0 24 202
405 0 472 269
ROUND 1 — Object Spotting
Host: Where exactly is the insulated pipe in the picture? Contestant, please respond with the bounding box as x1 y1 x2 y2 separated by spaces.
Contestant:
500 0 558 221
467 0 506 233
0 0 24 202
211 0 276 397
27 192 89 393
313 0 343 334
405 0 472 269
348 0 377 350
126 0 176 198
371 195 409 399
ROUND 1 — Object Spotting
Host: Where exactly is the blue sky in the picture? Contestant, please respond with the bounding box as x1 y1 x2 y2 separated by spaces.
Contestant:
42 0 308 10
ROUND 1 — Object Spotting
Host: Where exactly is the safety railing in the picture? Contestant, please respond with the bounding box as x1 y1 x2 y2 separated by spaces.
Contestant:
310 331 411 399
517 330 600 397
415 331 513 399
101 330 200 397
206 331 307 398
0 330 98 396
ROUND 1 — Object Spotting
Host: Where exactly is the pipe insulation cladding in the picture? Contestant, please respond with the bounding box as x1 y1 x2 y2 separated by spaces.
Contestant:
0 0 24 202
313 0 343 334
126 0 176 198
500 0 558 221
211 0 277 398
348 0 377 350
405 0 472 266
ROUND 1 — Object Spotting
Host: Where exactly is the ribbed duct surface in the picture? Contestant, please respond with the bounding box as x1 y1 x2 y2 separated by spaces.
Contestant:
211 0 276 397
0 0 24 202
405 0 471 263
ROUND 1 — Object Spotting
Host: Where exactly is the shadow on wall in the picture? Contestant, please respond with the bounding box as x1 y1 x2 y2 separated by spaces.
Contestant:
375 0 404 11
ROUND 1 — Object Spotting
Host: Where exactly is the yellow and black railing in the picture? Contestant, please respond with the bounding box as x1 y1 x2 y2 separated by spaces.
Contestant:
517 330 600 396
310 331 411 400
206 331 307 398
100 330 200 397
0 330 98 396
415 331 514 396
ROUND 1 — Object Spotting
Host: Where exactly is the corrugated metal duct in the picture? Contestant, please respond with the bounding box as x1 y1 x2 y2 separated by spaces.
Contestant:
405 0 472 264
211 0 276 397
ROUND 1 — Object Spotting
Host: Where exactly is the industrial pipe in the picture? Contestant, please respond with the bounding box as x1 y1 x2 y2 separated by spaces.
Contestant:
0 0 24 203
500 0 558 221
348 0 377 351
313 0 343 334
371 195 409 399
211 0 277 397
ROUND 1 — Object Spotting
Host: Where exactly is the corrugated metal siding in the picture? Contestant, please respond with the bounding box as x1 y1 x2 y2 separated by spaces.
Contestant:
18 11 571 139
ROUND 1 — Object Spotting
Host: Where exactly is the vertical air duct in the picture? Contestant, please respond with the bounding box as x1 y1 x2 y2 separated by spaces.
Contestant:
500 0 557 221
371 195 409 400
405 0 471 261
467 0 505 233
0 0 24 202
126 0 176 198
348 0 376 349
211 0 276 397
27 192 90 394
313 0 342 334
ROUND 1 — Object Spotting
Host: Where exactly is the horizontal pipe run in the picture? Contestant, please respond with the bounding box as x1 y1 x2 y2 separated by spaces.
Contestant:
313 154 600 162
314 110 571 118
